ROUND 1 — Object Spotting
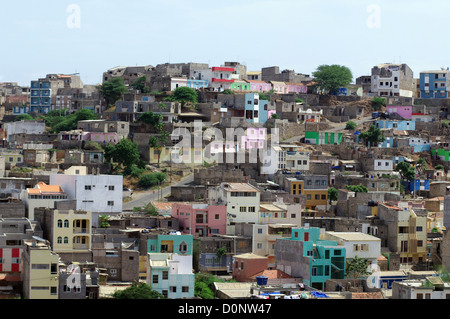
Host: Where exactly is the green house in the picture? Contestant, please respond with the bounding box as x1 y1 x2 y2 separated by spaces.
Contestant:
276 227 346 290
305 131 343 145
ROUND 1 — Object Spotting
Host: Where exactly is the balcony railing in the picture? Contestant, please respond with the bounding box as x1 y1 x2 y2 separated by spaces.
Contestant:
73 228 88 234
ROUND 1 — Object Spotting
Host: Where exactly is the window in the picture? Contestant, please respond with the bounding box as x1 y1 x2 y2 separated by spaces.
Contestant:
182 286 189 293
306 194 311 200
64 237 68 244
57 237 62 244
51 264 57 274
153 275 159 284
416 226 423 232
248 206 256 212
258 228 263 234
257 243 263 249
108 185 114 191
417 293 423 299
215 214 220 220
170 286 177 293
162 271 169 280
85 185 92 190
240 207 246 212
57 220 63 228
32 264 50 270
107 201 114 206
64 220 69 228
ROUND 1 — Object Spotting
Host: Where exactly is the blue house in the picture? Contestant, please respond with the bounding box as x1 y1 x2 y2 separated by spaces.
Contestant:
187 79 208 90
401 179 430 192
375 120 415 131
245 93 269 123
419 70 450 99
27 81 52 114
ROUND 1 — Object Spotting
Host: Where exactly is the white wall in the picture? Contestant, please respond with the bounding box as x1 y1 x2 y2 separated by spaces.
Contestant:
50 174 123 215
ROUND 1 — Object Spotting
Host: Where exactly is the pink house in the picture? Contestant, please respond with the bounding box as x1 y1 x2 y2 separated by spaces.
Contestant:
84 132 119 144
246 80 272 92
386 105 412 119
241 128 266 149
286 82 308 94
172 203 227 237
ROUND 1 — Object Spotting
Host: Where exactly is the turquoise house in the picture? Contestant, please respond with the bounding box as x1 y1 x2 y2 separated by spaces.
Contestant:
147 233 193 255
147 233 195 299
276 227 346 290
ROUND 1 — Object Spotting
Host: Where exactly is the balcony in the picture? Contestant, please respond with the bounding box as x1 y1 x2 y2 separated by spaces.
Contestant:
73 228 88 234
212 78 234 83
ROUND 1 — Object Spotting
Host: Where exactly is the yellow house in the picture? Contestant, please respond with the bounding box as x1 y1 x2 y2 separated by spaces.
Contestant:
286 178 328 210
22 239 60 299
304 189 328 210
53 207 92 253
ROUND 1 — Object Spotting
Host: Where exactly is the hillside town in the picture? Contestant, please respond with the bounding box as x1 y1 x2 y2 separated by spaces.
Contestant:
1 61 450 301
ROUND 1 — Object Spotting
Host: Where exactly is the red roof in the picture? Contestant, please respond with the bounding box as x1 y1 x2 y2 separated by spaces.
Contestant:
212 67 235 73
212 78 234 83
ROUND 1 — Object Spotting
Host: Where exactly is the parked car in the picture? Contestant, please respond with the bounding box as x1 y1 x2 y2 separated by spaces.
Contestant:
123 188 133 197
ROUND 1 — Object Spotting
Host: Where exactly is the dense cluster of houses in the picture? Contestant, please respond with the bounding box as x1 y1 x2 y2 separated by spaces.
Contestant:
1 61 450 300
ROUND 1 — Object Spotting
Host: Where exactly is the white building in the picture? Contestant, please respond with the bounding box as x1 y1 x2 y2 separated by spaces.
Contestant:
323 231 381 268
374 159 394 171
5 120 46 144
20 182 69 221
49 174 123 227
208 182 260 234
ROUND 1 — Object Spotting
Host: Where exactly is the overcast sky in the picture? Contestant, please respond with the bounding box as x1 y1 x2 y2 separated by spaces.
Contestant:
1 0 448 86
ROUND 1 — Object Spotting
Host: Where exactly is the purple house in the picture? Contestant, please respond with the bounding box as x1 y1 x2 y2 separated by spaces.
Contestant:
246 80 272 92
241 128 266 149
286 82 308 94
386 105 412 120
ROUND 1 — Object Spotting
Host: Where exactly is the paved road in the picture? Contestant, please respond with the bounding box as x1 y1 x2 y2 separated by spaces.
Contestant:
122 174 194 211
282 116 374 143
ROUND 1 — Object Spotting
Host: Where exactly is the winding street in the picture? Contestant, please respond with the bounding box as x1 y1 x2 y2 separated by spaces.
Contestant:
122 174 194 211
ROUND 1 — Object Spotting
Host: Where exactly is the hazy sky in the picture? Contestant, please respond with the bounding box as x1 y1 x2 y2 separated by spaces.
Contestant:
1 0 449 86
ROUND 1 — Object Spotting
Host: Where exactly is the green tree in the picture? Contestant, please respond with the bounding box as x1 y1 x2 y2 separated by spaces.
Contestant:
109 138 141 170
98 77 128 107
130 76 150 93
396 161 415 181
359 125 386 147
345 184 368 193
165 87 198 107
15 114 34 121
222 89 234 94
112 283 164 299
346 256 371 286
435 164 444 170
312 64 353 94
138 172 167 188
328 187 338 203
99 215 110 228
416 158 427 175
43 108 98 133
194 273 228 299
371 97 386 111
345 121 357 130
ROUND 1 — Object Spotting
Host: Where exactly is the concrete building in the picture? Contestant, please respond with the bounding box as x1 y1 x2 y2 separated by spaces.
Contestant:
392 277 450 299
171 203 227 237
322 231 381 268
419 69 450 99
22 238 60 299
377 203 428 264
0 217 37 273
49 174 123 227
147 253 195 299
275 226 346 290
21 182 69 221
371 63 415 97
207 182 261 234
